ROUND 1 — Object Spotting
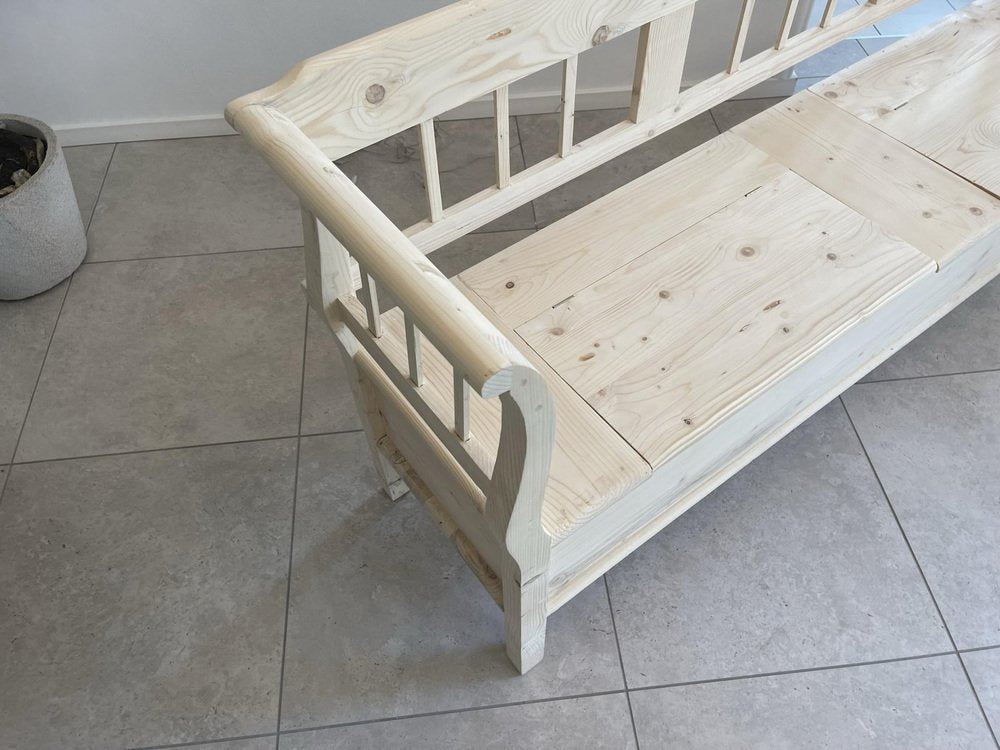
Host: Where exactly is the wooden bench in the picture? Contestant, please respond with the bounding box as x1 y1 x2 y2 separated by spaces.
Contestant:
226 0 1000 673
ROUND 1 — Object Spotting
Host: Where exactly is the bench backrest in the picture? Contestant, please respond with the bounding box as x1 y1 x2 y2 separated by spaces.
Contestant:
227 0 920 252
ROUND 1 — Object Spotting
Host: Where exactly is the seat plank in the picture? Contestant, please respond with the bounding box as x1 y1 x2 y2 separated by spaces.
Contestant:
515 170 934 469
733 91 1000 267
872 49 1000 197
459 133 785 328
342 293 650 541
810 0 1000 123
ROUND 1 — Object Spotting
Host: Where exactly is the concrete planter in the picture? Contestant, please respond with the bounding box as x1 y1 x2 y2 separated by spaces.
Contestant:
0 114 86 300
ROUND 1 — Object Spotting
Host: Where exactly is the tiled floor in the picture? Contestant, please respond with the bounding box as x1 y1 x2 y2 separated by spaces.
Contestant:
2 31 999 750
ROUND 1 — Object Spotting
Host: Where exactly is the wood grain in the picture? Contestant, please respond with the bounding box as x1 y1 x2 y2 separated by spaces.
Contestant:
629 5 695 123
516 170 934 468
811 0 1000 122
226 0 697 160
873 48 1000 197
460 133 786 327
733 91 1000 267
342 290 650 541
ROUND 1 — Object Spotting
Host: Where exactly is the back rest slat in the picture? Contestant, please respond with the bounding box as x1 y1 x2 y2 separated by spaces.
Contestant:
418 120 444 222
226 0 694 160
494 86 512 189
776 0 803 48
819 0 839 27
559 56 579 158
729 0 758 73
629 6 696 123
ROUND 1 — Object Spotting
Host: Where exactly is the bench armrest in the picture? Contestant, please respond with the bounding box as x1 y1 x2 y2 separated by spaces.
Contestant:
230 102 534 398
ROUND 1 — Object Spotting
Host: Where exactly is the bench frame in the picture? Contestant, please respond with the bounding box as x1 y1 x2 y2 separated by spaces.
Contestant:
226 0 997 673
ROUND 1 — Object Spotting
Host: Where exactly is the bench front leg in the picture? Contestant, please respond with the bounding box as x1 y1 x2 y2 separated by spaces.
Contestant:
489 370 556 673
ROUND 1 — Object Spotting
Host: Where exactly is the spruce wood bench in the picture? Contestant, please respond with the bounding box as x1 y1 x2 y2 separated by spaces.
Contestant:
226 0 1000 673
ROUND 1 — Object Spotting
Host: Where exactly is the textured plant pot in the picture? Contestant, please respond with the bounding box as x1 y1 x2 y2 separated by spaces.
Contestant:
0 114 86 300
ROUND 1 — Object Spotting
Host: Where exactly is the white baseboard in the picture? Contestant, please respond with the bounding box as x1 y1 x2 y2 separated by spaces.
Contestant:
57 115 236 147
55 76 799 146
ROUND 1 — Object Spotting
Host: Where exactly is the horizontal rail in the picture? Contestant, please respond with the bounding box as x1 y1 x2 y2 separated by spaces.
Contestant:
230 102 534 396
403 0 921 253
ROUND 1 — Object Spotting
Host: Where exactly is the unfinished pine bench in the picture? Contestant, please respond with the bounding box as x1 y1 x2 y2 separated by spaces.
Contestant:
226 0 1000 672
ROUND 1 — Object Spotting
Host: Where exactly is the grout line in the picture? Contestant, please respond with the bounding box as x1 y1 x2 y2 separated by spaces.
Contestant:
299 428 365 439
8 429 364 468
628 649 955 694
840 397 1000 748
124 731 276 750
274 300 311 744
82 244 303 265
859 366 1000 386
275 648 972 740
10 434 299 467
85 141 117 234
707 106 724 135
0 274 74 505
0 464 9 510
604 575 641 749
961 643 1000 656
277 689 628 738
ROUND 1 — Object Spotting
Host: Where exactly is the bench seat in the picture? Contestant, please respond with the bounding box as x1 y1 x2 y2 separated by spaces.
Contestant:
450 6 1000 605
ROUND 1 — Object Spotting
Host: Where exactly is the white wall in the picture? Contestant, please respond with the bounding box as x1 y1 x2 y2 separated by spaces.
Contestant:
1 0 805 145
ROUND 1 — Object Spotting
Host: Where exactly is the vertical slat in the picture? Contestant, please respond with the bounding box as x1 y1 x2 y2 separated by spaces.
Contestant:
454 369 470 440
728 0 757 73
494 85 511 188
775 0 802 49
819 0 839 27
558 55 578 158
418 119 444 222
404 312 425 387
629 5 696 123
358 265 382 338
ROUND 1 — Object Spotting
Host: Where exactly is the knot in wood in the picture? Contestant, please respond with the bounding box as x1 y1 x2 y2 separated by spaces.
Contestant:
365 84 386 104
592 25 611 46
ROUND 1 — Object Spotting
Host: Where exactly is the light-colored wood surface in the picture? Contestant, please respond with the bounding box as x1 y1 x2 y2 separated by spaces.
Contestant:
775 0 802 48
460 133 786 327
226 0 697 159
811 0 1000 122
418 119 444 222
548 223 1000 612
400 0 923 253
870 48 1000 197
733 91 1000 267
516 170 934 468
230 0 1000 675
231 103 533 397
341 291 650 541
728 0 758 72
558 56 578 159
629 6 695 123
494 86 511 189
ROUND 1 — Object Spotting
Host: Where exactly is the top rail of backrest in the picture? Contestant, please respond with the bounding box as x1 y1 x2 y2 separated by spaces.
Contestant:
225 0 692 159
229 0 930 251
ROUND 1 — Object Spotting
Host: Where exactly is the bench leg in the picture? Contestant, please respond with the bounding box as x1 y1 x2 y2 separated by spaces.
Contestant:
334 346 408 501
502 562 549 674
